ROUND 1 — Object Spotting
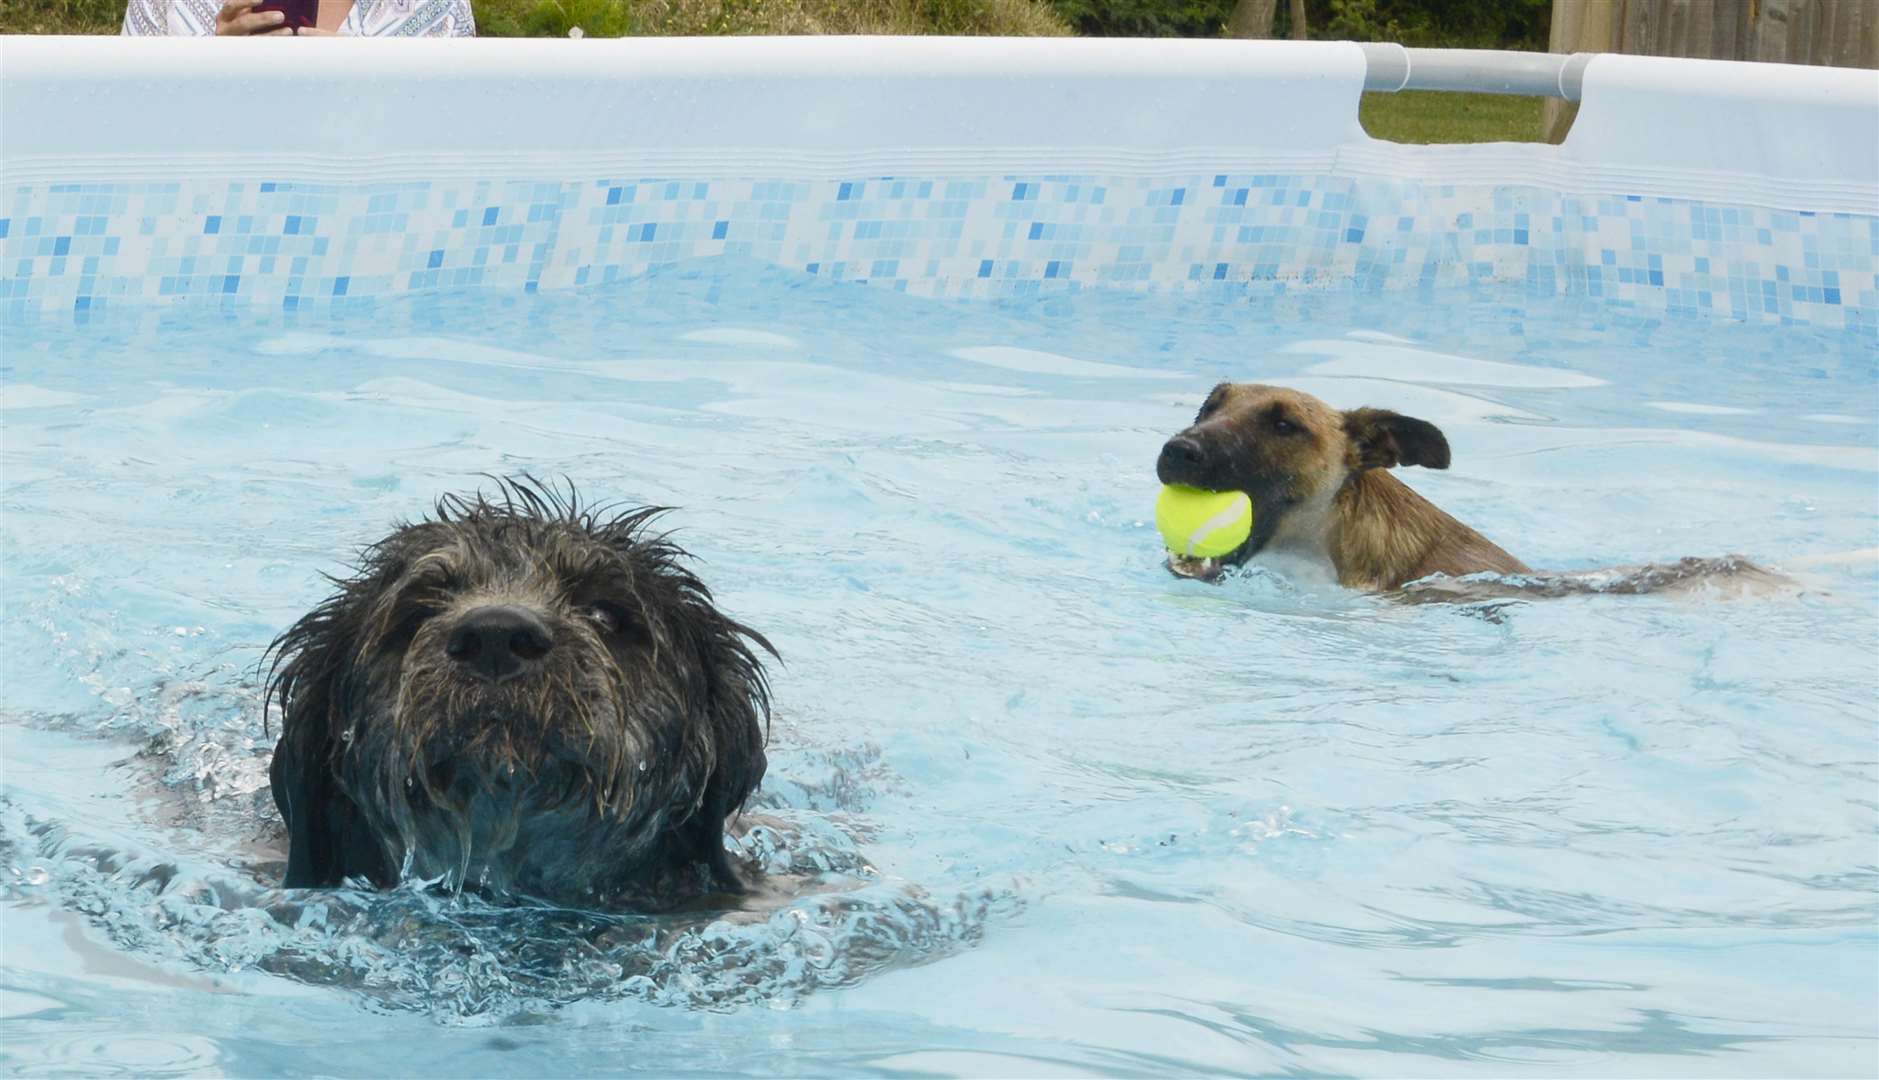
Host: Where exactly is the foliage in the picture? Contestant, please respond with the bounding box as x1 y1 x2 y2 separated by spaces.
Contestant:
473 0 1072 37
1045 0 1549 48
1047 0 1232 37
1323 0 1548 50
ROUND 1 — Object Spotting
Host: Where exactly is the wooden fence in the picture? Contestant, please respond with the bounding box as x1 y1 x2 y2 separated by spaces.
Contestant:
1545 0 1879 140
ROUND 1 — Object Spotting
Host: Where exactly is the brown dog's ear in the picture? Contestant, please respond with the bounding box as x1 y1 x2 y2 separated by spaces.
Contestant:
1343 408 1452 471
1193 382 1231 424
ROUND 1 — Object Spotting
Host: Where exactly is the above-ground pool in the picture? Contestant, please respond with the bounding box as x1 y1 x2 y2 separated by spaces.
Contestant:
2 35 1876 1078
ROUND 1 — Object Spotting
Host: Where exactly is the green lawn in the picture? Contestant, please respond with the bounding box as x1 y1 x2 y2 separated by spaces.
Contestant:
2 0 120 33
1359 89 1546 144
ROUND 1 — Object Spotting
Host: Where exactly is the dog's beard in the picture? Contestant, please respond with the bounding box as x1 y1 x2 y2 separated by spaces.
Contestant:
334 645 704 903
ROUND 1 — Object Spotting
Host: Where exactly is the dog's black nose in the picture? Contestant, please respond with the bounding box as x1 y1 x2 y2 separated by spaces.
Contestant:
445 606 554 684
1157 434 1206 483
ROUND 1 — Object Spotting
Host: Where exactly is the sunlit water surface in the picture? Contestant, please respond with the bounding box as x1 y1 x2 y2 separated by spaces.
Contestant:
3 264 1876 1076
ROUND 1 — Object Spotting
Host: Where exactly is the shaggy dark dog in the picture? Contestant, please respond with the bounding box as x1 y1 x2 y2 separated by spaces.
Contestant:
266 479 774 910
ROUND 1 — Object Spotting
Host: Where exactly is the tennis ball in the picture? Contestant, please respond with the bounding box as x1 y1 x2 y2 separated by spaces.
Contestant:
1156 485 1253 559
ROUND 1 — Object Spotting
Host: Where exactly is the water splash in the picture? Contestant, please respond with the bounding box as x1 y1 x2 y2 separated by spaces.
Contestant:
1 785 1017 1022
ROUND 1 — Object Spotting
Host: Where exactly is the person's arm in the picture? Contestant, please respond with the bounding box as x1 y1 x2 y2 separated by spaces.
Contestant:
122 0 293 35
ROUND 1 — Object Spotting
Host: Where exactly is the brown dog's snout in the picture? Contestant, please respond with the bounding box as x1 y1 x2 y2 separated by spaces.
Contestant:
1157 433 1209 485
445 605 554 684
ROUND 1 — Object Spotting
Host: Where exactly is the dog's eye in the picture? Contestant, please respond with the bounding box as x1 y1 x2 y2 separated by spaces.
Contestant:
387 605 439 647
580 601 631 636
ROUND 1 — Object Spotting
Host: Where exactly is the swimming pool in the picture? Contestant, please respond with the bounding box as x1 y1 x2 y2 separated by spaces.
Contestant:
3 34 1877 1079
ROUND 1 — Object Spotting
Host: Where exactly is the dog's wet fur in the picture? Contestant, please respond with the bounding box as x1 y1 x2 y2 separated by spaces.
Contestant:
266 479 774 910
1157 382 1785 597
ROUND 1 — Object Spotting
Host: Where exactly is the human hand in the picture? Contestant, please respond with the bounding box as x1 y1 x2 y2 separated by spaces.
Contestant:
215 0 289 34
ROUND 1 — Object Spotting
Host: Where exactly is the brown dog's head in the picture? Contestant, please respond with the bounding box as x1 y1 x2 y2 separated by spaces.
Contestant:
266 478 774 908
1156 383 1451 575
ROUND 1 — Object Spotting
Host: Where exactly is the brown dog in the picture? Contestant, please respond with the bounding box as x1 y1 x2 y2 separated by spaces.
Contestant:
1155 382 1780 596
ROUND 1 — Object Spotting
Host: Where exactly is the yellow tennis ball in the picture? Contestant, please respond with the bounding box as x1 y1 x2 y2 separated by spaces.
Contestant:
1156 485 1253 559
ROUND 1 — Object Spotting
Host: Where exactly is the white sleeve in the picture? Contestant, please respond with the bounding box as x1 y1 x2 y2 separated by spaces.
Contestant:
121 0 221 35
351 0 477 36
120 0 169 35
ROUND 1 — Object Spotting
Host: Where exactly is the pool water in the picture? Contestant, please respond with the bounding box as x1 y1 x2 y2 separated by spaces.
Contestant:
3 262 1875 1076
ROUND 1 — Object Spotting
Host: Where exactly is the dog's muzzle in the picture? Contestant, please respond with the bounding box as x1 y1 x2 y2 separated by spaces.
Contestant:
1156 434 1209 487
444 605 555 684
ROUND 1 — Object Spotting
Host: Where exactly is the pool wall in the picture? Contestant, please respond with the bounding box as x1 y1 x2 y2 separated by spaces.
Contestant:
2 37 1874 328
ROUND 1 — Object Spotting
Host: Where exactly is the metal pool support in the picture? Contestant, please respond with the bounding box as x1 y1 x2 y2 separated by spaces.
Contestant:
1360 43 1595 101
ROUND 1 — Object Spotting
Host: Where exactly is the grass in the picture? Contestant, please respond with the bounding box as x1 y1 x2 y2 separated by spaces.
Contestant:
2 0 121 33
1359 89 1546 144
474 0 1071 37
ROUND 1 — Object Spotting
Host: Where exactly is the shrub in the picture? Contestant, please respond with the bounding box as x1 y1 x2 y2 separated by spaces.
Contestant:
1043 0 1548 48
476 0 1071 37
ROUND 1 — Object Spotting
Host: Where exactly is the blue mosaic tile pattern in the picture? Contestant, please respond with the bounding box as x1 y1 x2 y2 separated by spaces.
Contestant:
3 174 1873 330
